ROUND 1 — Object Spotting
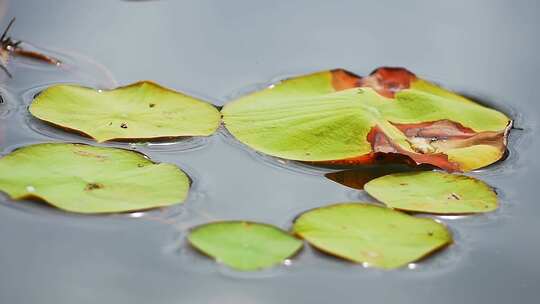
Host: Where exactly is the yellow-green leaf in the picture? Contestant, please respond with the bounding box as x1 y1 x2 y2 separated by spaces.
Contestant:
293 203 452 269
188 221 303 271
222 67 511 172
30 81 220 142
364 171 498 214
0 143 190 213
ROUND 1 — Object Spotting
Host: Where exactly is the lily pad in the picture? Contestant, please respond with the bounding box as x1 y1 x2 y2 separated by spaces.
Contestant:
0 143 190 213
293 203 452 269
188 221 303 271
222 67 511 172
30 81 221 142
364 171 498 214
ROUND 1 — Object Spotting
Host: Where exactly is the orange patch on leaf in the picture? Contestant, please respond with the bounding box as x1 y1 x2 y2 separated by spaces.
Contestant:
331 69 361 91
359 67 417 98
314 119 507 172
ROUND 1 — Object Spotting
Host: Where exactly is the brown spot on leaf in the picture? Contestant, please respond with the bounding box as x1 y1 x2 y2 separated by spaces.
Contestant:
149 103 155 108
120 123 128 129
73 150 108 160
85 183 104 191
448 193 461 200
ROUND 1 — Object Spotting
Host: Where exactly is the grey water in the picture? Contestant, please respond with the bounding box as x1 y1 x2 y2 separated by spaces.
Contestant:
1 1 539 304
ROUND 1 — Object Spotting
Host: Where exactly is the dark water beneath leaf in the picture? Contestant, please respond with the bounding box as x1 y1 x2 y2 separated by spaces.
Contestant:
0 1 539 304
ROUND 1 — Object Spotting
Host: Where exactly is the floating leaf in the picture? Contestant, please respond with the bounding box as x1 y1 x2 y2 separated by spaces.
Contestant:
188 221 303 271
364 171 498 214
0 143 189 213
293 203 452 269
30 82 220 142
222 67 511 172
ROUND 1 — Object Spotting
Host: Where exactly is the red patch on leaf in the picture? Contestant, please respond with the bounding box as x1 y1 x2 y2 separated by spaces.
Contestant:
394 120 476 139
314 119 508 172
359 67 417 98
320 67 508 171
331 69 361 91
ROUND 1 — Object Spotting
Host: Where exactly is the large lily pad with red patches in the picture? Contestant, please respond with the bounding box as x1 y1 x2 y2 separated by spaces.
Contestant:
30 81 220 142
188 221 303 271
222 68 511 172
0 143 190 213
364 171 498 214
293 203 452 269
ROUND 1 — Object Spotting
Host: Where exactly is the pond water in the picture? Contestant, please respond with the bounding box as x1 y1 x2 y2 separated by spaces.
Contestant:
0 1 539 304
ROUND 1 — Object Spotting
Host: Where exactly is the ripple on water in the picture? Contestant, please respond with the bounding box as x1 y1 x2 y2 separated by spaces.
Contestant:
1 42 117 94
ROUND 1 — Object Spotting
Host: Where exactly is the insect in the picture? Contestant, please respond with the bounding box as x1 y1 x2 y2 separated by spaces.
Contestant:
0 17 61 78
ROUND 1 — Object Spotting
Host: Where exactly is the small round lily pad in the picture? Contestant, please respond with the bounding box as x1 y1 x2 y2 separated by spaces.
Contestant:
188 221 303 271
293 203 452 269
0 143 190 213
29 81 221 142
364 171 498 214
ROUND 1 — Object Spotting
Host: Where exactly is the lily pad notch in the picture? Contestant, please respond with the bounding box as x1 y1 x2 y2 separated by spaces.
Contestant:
29 81 221 142
0 143 191 213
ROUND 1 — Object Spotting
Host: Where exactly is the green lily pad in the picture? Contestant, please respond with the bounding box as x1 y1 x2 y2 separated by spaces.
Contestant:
0 143 189 213
222 67 511 172
188 221 303 271
30 81 220 142
293 203 452 269
364 171 498 214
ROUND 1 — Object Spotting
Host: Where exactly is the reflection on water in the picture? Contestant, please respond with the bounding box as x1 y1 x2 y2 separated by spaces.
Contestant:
326 165 428 190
